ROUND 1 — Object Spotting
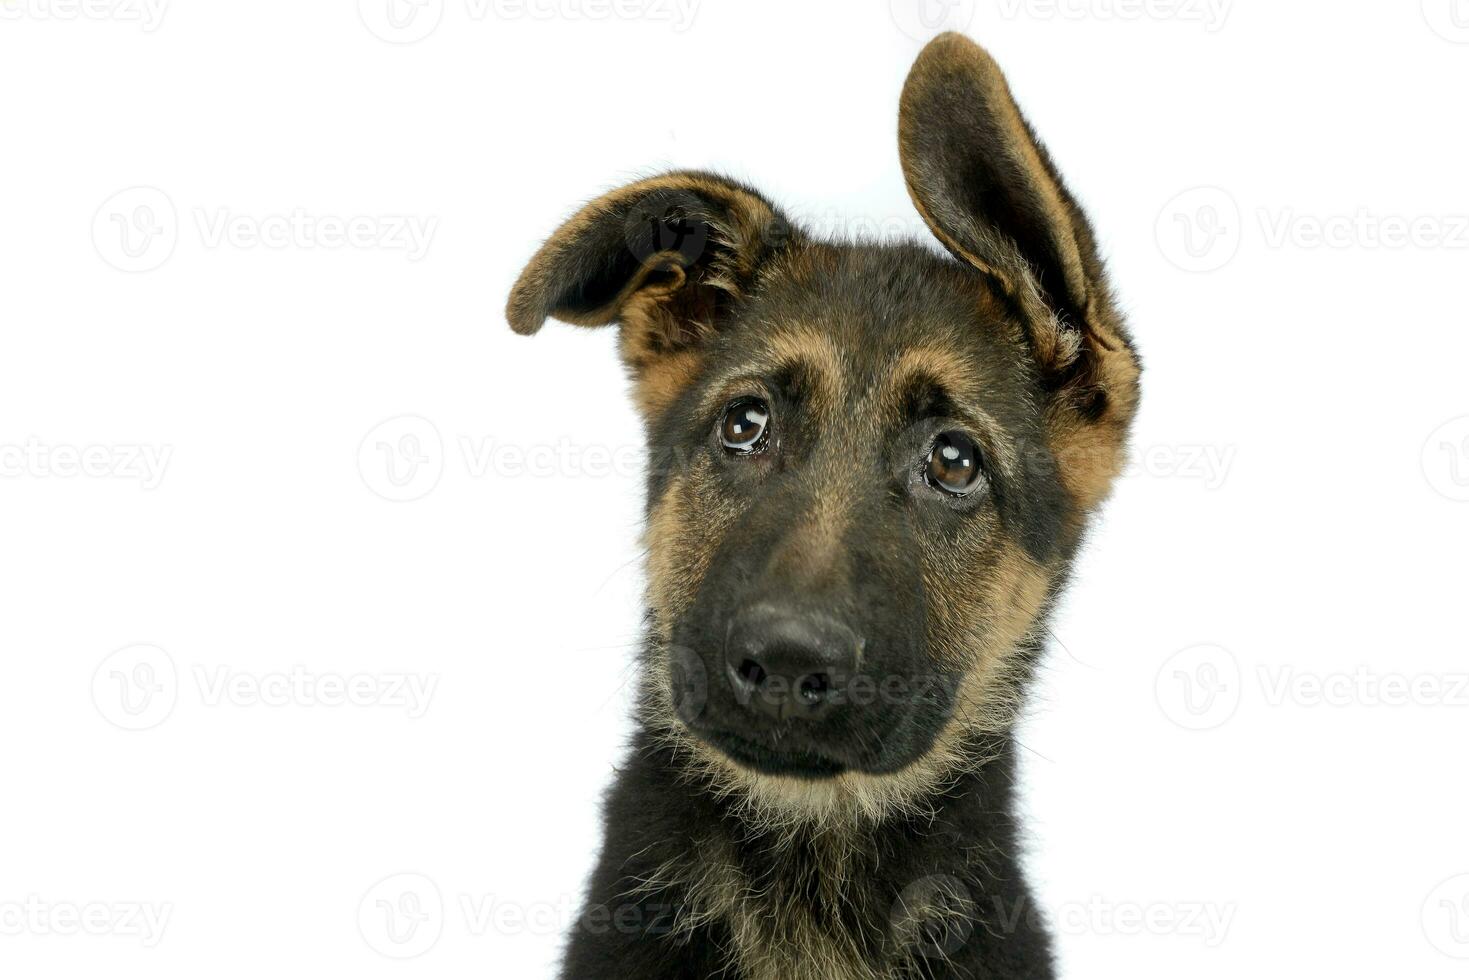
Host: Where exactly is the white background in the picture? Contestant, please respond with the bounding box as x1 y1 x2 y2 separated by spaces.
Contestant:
3 1 1467 977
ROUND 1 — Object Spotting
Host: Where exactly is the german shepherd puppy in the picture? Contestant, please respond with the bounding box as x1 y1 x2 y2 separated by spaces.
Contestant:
507 32 1139 980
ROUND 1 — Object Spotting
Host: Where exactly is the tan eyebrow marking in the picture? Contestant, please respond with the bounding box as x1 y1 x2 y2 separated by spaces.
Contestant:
878 346 977 410
696 324 846 422
762 325 846 420
875 345 1019 477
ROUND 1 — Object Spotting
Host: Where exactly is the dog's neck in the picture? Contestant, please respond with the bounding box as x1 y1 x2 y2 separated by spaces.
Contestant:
613 722 1038 980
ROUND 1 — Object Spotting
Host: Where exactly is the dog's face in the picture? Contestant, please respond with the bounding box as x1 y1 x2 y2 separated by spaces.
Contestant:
637 245 1070 782
509 34 1139 822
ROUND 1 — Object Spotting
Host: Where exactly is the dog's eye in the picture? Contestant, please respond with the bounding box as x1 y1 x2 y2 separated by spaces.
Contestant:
721 399 770 454
926 432 983 495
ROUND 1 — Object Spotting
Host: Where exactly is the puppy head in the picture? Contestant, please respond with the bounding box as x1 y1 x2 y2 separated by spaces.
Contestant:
508 34 1139 826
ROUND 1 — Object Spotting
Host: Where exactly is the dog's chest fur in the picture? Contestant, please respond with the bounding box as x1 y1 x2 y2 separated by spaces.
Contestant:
652 827 967 980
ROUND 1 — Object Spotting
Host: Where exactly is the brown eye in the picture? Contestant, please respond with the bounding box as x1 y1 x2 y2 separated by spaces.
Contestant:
926 432 983 495
721 399 769 453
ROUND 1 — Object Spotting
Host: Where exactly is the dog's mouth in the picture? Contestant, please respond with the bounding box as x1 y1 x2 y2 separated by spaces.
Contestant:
689 726 849 779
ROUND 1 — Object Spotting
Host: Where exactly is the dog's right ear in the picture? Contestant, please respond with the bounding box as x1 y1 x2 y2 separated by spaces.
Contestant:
898 34 1132 379
507 172 794 414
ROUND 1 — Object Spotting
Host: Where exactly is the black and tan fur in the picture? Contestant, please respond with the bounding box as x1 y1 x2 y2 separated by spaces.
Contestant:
507 33 1140 980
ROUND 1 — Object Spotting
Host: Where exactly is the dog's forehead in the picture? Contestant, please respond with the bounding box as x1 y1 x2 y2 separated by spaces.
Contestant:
706 242 1035 426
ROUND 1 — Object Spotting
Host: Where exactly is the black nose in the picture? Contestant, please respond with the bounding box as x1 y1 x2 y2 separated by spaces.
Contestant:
724 606 862 722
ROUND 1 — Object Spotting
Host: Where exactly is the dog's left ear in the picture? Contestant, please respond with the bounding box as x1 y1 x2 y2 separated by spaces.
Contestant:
900 33 1134 385
506 172 794 415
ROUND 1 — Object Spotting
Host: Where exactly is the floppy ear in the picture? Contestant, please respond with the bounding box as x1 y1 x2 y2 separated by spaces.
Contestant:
507 172 793 412
899 33 1133 388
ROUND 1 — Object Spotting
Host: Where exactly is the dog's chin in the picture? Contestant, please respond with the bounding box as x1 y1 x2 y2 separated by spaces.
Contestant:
697 728 849 780
671 707 945 783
